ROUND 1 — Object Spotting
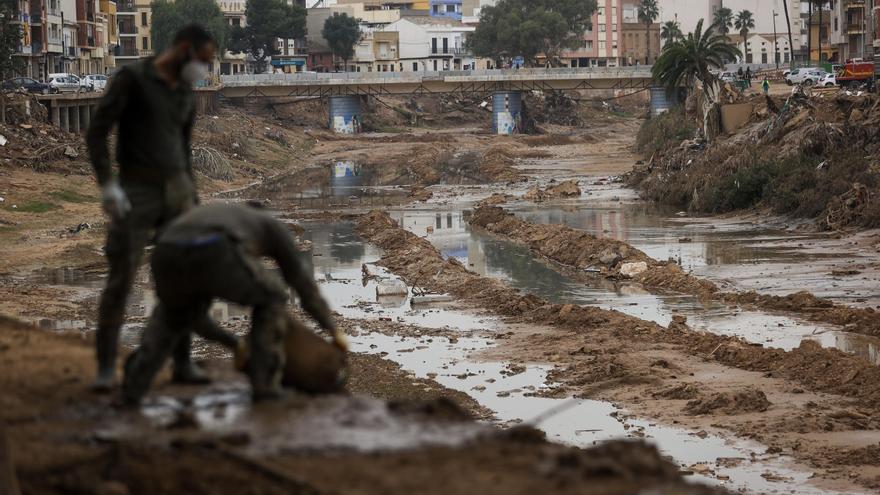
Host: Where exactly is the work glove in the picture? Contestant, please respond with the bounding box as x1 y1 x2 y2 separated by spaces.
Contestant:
329 326 348 353
101 181 131 220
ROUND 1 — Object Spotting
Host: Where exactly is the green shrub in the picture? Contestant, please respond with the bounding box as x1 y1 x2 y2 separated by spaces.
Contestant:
636 109 696 156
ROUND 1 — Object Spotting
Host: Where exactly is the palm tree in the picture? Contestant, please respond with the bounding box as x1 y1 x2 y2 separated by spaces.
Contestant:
812 0 826 63
734 10 755 63
653 19 741 141
660 20 682 45
637 0 659 64
712 7 734 35
781 0 793 67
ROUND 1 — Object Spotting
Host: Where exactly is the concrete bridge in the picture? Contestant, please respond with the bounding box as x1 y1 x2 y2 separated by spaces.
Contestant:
220 67 656 134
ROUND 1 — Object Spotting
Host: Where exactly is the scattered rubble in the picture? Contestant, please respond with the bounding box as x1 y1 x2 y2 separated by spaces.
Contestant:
522 180 581 202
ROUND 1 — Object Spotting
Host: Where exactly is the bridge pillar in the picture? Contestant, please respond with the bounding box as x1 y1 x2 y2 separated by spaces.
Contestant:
328 95 362 134
69 106 80 134
50 105 60 128
58 105 69 133
650 87 673 116
492 91 522 135
79 105 90 132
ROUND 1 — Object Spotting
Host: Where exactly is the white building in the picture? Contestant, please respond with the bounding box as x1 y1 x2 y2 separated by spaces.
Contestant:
656 0 721 37
376 16 477 71
741 33 793 65
723 0 803 56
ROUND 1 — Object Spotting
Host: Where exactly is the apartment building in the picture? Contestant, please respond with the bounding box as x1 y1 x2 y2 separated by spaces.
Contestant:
620 4 660 66
218 0 248 74
335 0 429 11
306 2 402 71
656 0 720 36
114 0 151 66
429 0 461 20
560 0 623 68
829 0 875 61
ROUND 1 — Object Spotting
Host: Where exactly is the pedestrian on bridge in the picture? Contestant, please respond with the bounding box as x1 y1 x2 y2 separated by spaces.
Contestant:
86 24 217 391
121 203 346 404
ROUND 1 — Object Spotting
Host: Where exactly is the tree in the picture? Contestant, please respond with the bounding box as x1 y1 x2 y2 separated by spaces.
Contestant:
811 0 825 63
734 10 755 63
322 13 360 72
637 0 659 64
660 20 682 45
467 0 598 67
712 7 733 35
229 0 306 73
150 0 229 54
0 0 22 80
781 0 793 67
653 19 740 141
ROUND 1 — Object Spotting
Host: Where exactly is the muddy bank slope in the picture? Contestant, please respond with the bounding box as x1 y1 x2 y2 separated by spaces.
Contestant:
629 92 880 230
470 205 880 337
356 210 880 410
0 317 723 495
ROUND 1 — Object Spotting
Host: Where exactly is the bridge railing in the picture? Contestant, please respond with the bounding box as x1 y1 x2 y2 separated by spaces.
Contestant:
220 66 654 86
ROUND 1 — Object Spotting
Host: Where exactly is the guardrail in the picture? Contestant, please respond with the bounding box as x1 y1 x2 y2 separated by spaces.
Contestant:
220 66 655 86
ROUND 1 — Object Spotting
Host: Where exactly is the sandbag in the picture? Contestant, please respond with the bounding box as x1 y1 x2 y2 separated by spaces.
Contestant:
280 316 348 394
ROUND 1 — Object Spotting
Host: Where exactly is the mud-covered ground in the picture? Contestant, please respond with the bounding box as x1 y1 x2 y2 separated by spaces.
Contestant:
3 90 880 494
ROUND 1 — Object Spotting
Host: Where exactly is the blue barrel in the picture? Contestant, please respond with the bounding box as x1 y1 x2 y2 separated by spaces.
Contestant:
328 95 362 134
492 91 522 135
650 87 672 116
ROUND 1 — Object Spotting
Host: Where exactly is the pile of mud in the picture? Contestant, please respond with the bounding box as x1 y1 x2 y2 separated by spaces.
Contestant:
1 317 725 495
357 210 880 410
523 180 582 202
629 92 880 229
684 388 771 415
470 206 716 296
470 206 880 337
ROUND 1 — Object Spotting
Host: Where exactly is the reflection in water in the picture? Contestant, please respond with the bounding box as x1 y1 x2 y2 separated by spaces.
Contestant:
379 210 880 365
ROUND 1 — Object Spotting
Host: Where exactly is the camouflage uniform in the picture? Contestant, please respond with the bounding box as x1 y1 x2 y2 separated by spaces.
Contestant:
86 59 200 387
122 204 335 403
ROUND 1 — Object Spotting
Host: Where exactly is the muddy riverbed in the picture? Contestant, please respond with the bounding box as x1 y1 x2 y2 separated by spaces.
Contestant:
4 106 880 494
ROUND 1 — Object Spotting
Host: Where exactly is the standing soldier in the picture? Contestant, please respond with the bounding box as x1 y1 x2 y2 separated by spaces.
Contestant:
122 203 345 404
86 25 217 391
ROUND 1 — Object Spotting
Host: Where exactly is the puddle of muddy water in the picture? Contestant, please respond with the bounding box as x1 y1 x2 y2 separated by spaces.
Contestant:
379 210 880 365
299 218 860 493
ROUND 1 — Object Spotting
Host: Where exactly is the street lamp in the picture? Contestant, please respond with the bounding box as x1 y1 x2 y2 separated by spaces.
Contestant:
772 10 779 69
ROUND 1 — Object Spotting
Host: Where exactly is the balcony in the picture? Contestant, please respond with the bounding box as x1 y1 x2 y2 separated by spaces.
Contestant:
847 25 866 34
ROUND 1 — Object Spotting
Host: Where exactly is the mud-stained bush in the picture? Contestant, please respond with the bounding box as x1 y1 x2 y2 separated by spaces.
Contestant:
192 146 235 181
635 109 695 156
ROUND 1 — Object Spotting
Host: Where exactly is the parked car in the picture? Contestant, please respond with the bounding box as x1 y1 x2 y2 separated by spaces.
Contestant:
82 74 108 91
48 73 83 92
719 71 738 83
1 77 54 94
785 68 825 86
819 73 837 87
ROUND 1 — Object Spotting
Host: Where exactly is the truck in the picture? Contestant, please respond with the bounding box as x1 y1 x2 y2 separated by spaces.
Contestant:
835 59 875 89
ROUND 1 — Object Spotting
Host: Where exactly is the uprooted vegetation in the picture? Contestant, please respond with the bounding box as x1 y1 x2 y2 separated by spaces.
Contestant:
629 92 880 230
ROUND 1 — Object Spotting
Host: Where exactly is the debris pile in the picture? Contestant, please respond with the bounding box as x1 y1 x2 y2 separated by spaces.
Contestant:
630 91 880 229
523 180 581 202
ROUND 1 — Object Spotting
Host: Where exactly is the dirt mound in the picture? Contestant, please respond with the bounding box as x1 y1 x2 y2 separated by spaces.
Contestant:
479 147 526 183
1 316 725 495
821 444 880 466
630 91 880 230
358 210 880 411
470 207 880 337
653 383 702 400
684 388 771 415
469 206 716 296
521 134 580 147
722 291 880 337
523 180 582 202
477 193 511 207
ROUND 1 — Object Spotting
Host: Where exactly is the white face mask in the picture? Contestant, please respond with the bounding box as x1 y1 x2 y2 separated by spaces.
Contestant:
181 60 210 84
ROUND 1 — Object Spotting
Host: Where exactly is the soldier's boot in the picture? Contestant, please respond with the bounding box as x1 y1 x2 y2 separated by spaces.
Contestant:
92 323 119 392
170 333 212 385
249 304 287 401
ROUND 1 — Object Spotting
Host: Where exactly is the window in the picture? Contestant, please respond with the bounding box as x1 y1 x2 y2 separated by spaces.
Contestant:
232 18 240 27
142 36 148 50
446 4 454 13
431 38 437 54
585 40 593 50
599 24 606 32
442 38 448 54
433 59 437 70
141 12 147 26
413 62 418 71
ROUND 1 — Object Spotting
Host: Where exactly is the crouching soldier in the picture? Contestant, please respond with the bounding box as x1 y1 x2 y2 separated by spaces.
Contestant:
121 203 344 404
